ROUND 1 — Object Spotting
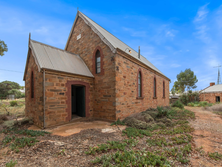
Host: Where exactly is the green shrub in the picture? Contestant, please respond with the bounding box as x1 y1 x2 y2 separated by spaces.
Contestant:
20 93 25 98
110 119 125 126
91 150 170 166
187 101 213 107
122 127 152 138
208 152 222 160
187 102 194 107
6 160 17 167
8 89 22 98
10 100 18 107
179 92 199 105
156 106 168 118
171 100 184 109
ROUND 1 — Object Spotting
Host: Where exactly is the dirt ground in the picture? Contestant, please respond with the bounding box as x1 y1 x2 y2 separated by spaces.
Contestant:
0 126 126 167
28 120 126 137
186 106 222 167
1 107 222 166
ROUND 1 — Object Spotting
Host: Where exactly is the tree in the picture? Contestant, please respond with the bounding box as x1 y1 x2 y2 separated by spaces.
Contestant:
0 40 8 56
171 68 198 93
0 81 20 98
8 89 22 98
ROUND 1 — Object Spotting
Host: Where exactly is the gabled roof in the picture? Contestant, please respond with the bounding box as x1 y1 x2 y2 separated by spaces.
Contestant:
200 84 222 93
23 40 94 80
65 11 169 80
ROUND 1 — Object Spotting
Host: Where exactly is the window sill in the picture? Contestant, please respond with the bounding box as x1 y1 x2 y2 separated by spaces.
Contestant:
153 97 157 99
162 97 166 99
136 97 144 100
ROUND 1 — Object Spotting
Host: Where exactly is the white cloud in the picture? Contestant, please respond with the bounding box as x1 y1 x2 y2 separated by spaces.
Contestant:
193 3 211 43
194 3 209 22
165 30 175 38
170 63 181 68
122 27 147 37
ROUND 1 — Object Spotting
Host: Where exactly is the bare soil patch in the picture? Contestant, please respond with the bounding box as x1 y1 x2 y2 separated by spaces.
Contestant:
187 106 222 167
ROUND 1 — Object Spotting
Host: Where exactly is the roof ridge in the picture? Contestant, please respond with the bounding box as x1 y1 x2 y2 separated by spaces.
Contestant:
31 39 79 56
65 11 169 80
79 12 143 57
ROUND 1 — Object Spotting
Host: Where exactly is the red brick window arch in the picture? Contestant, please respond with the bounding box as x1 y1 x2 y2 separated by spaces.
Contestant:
137 69 143 98
163 81 165 98
93 46 104 75
154 76 157 98
31 71 34 99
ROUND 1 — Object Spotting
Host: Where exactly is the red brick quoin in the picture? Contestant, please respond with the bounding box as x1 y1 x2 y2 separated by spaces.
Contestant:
65 81 90 121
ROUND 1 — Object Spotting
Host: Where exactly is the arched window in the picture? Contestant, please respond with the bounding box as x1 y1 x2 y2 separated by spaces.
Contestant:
154 77 157 98
31 71 34 98
138 71 142 97
95 50 101 74
163 81 165 98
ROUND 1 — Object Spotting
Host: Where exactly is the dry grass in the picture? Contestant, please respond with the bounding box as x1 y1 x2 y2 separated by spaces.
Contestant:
0 98 25 105
205 103 222 112
205 103 222 118
0 99 25 117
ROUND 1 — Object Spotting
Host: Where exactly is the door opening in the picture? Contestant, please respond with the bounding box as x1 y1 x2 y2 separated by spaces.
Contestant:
216 96 220 103
71 85 85 119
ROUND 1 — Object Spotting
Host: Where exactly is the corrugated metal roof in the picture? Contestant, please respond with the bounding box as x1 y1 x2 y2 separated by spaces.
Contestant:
65 11 168 79
201 84 222 93
30 40 94 78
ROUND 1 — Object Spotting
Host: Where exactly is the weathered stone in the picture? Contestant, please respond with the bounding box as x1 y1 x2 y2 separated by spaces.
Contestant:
25 14 169 128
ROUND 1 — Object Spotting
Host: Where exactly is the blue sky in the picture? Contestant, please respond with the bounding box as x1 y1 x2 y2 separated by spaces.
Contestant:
0 0 222 90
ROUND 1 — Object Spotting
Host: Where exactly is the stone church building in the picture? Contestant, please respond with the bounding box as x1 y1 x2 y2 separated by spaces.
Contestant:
23 11 170 128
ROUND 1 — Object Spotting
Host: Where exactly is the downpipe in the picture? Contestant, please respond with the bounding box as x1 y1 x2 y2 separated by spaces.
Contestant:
43 69 46 129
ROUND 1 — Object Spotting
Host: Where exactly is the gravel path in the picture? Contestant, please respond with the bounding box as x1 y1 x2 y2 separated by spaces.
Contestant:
186 106 222 167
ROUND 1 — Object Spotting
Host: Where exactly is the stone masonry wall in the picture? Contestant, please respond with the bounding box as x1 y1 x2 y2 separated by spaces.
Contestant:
66 17 116 120
44 72 94 127
25 52 43 127
199 92 222 103
115 53 170 119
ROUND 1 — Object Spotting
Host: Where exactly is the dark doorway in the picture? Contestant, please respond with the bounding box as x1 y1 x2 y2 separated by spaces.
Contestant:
71 85 85 118
216 96 220 102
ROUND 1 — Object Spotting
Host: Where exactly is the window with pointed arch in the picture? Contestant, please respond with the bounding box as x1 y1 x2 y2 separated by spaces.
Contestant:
138 71 142 97
163 81 165 98
31 71 34 99
95 50 101 74
154 77 157 98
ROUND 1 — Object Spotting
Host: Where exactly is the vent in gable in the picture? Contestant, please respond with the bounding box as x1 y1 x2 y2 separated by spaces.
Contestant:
77 34 81 40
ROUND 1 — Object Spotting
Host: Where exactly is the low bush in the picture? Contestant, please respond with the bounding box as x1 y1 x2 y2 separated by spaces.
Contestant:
10 137 38 151
122 127 152 138
179 91 199 105
156 106 168 118
171 100 184 109
205 103 222 112
0 114 8 124
187 101 213 107
208 152 222 160
9 100 18 107
91 150 170 166
1 128 50 137
6 160 17 167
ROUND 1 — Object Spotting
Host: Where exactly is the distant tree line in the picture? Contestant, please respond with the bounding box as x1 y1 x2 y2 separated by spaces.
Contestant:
0 81 25 99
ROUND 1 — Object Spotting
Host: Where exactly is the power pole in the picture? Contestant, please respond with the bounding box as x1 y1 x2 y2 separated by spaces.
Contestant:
214 65 221 85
